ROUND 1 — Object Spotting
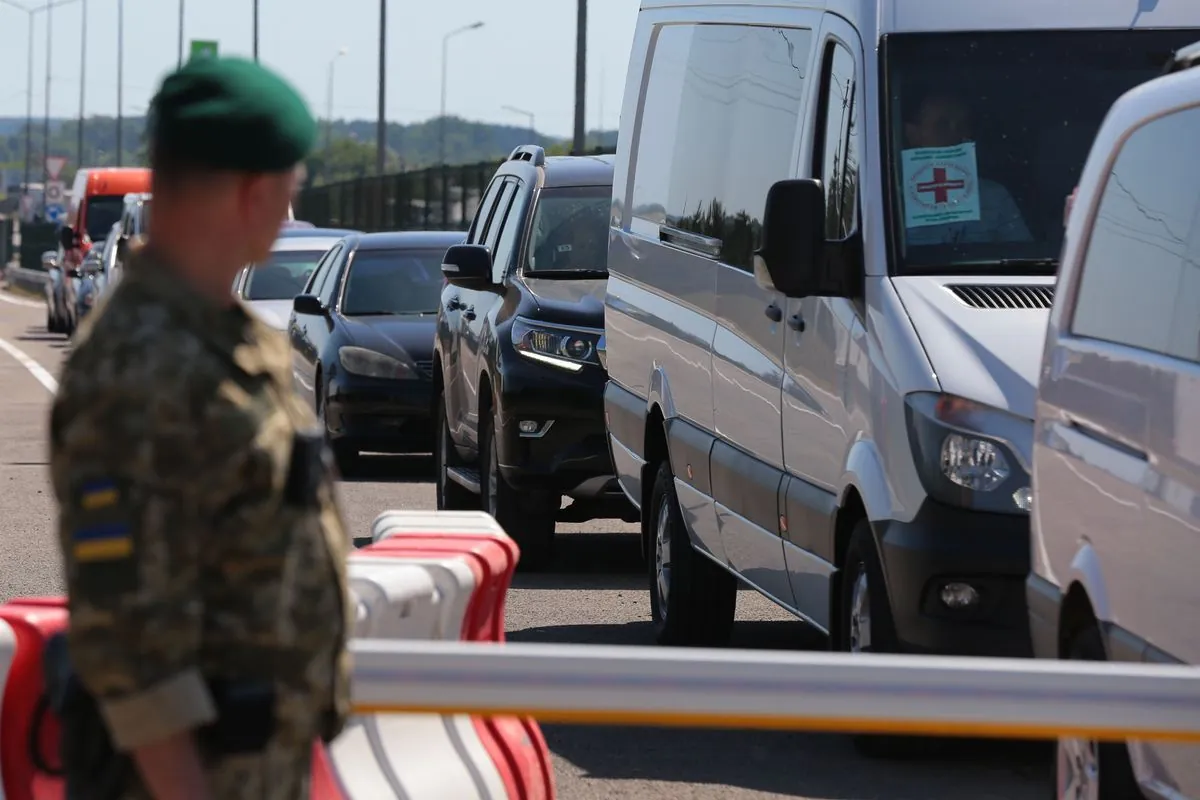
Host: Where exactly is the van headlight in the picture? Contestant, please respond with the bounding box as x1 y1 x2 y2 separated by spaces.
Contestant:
904 392 1032 514
511 317 603 373
338 346 417 380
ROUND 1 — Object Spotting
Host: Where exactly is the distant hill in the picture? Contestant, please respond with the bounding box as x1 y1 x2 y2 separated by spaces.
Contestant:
0 115 618 187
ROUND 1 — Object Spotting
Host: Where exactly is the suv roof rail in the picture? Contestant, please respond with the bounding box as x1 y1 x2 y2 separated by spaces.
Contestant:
1164 40 1200 74
507 145 546 167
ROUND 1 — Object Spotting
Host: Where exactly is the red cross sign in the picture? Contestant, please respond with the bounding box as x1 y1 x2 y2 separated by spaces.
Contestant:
916 167 966 205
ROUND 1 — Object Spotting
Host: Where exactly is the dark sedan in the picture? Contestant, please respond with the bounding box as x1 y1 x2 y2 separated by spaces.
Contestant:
289 230 464 469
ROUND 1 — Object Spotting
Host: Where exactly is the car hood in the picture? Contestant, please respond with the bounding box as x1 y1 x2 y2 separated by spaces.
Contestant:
521 277 606 322
890 276 1053 420
342 314 437 363
245 299 294 331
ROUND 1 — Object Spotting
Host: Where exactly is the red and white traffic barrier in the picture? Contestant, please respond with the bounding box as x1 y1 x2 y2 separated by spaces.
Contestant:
0 511 553 800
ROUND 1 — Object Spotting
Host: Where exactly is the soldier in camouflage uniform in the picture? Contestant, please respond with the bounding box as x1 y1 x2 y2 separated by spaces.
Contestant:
49 56 350 800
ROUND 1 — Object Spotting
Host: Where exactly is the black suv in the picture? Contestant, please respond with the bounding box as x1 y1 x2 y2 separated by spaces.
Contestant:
434 146 635 567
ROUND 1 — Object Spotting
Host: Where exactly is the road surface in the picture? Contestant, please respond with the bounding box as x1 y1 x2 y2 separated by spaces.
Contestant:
0 289 1049 799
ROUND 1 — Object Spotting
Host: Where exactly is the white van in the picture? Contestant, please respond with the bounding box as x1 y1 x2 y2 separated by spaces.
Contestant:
603 0 1200 673
1031 44 1200 800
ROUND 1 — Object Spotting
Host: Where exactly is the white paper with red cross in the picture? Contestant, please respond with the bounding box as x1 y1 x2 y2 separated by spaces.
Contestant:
900 142 981 229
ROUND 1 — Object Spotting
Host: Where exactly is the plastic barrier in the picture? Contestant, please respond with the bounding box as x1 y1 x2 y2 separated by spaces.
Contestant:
349 639 1200 744
343 513 556 800
0 598 68 800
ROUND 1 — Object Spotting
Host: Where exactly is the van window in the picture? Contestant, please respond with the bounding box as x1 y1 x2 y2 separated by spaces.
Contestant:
84 195 126 242
815 41 860 241
883 28 1200 276
1072 105 1200 361
631 23 812 270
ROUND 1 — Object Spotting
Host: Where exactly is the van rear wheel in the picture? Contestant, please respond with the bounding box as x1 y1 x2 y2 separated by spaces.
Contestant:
648 460 736 647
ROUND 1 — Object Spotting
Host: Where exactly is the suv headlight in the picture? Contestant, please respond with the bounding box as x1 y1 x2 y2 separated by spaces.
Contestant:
338 346 418 380
511 316 603 373
904 392 1032 515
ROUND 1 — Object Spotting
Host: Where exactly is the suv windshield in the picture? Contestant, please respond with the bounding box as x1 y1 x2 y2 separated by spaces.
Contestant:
84 196 126 243
525 186 610 275
884 28 1200 275
244 249 327 300
341 249 444 315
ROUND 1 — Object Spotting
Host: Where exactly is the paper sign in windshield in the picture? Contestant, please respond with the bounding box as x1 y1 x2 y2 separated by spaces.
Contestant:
901 143 981 229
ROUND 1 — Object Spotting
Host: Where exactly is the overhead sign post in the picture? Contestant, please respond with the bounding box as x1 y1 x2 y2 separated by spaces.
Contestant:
189 40 219 61
45 156 66 181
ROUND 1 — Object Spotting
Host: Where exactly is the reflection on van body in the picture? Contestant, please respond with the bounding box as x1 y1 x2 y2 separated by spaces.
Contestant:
603 0 1200 767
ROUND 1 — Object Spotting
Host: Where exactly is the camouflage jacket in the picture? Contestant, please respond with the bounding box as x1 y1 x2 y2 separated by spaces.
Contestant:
48 248 351 788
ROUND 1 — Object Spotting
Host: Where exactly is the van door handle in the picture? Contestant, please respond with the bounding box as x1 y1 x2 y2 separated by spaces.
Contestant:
787 312 806 332
464 306 476 321
446 297 463 311
764 303 783 323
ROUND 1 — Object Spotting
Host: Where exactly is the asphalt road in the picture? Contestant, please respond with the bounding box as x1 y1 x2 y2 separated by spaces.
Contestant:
0 288 1051 799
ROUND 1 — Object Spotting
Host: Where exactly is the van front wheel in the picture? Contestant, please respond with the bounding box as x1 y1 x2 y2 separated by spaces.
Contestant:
647 460 736 647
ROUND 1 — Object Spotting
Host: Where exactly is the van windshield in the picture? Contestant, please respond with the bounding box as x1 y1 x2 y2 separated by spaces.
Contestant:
84 195 126 243
883 28 1200 276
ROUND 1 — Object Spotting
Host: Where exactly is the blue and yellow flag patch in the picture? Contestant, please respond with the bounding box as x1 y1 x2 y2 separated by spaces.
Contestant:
72 480 133 562
72 523 134 562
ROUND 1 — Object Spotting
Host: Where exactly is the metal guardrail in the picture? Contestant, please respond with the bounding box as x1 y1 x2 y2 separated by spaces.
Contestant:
349 639 1200 744
2 264 50 295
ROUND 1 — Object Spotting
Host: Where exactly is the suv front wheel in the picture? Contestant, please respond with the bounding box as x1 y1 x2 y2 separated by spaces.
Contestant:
480 411 557 570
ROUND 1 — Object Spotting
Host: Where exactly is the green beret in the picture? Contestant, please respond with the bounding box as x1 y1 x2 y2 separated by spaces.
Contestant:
148 56 317 173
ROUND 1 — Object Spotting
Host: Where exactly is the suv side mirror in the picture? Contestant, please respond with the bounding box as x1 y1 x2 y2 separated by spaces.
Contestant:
753 179 841 299
293 294 325 316
441 244 493 286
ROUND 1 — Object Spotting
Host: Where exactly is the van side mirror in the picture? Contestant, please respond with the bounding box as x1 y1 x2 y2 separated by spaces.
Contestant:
293 294 325 316
441 244 493 287
753 179 848 299
58 226 76 248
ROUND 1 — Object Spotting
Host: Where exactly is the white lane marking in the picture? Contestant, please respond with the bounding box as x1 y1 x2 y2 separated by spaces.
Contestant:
0 336 58 394
0 290 44 309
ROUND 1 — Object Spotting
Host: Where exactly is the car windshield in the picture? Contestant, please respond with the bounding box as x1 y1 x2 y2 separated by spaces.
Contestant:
244 249 328 300
883 28 1200 275
524 186 611 275
84 196 126 243
341 249 445 315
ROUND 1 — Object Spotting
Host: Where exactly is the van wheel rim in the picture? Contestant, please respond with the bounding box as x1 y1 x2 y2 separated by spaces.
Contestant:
1057 737 1099 800
848 569 871 653
654 496 672 616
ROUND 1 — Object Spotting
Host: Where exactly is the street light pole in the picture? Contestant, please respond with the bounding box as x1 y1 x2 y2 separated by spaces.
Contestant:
439 21 484 168
501 105 535 145
376 0 385 175
24 10 34 201
77 0 85 168
116 0 122 165
572 0 587 155
252 0 258 61
325 47 347 159
177 0 183 67
42 0 51 211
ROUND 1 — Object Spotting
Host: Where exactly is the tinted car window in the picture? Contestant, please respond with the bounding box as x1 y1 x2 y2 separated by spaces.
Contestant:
84 196 126 242
318 247 346 307
816 42 860 241
244 249 328 300
630 23 811 271
471 177 506 244
1072 105 1200 359
884 28 1200 274
526 186 610 273
341 249 446 316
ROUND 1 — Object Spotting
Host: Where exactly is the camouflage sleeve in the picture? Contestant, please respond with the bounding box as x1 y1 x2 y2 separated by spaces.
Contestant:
50 339 229 751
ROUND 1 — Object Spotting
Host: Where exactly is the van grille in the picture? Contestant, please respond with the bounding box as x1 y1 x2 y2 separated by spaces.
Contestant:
946 284 1054 310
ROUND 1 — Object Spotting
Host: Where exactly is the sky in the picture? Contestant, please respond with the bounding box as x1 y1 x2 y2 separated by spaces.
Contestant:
0 0 641 137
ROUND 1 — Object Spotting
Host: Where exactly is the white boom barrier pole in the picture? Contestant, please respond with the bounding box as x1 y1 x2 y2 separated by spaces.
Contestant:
349 639 1200 743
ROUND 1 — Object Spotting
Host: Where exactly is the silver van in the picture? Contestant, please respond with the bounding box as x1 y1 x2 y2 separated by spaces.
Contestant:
1031 44 1200 800
603 0 1200 677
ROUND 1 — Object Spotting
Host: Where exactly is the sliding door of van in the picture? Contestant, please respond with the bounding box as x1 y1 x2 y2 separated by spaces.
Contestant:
697 19 818 607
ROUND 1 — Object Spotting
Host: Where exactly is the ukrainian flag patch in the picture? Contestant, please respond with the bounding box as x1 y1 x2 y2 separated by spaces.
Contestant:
72 522 134 562
80 480 120 511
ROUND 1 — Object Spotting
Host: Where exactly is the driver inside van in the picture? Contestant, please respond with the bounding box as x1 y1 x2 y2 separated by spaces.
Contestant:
901 89 1032 247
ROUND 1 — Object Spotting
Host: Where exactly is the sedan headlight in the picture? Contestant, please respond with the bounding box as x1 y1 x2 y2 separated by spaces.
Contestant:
905 392 1032 515
510 316 604 373
338 346 418 380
